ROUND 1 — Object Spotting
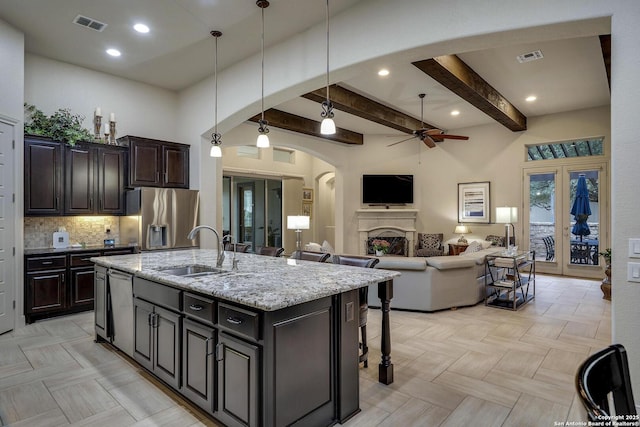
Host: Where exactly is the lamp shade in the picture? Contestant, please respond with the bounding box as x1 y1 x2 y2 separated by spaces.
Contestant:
454 225 470 234
256 133 270 148
496 206 518 223
287 215 310 230
320 117 336 135
210 144 222 157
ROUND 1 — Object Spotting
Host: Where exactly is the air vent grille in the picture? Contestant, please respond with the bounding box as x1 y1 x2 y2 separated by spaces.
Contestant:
73 15 107 32
516 50 543 63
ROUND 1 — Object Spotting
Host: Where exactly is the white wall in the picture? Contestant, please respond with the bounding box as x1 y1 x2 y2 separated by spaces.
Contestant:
0 20 24 120
25 54 179 142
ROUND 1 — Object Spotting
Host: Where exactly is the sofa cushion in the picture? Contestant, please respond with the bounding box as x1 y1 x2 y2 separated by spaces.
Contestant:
376 257 427 271
462 240 482 254
426 256 475 270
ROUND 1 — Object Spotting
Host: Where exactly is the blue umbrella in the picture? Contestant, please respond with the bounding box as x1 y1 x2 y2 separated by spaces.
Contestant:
571 174 591 241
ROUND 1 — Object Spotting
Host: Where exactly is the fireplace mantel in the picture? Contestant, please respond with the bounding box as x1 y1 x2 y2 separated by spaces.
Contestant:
356 209 418 256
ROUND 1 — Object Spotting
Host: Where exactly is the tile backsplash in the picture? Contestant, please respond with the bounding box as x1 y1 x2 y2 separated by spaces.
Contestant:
24 216 121 249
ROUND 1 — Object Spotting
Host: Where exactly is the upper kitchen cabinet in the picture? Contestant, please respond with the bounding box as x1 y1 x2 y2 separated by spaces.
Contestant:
118 135 189 189
65 142 127 215
25 135 64 215
25 136 127 216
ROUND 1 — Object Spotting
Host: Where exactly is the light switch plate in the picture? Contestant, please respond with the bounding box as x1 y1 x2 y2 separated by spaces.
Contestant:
629 238 640 258
627 262 640 282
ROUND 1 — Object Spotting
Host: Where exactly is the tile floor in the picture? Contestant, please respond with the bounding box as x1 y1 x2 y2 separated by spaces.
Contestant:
0 274 608 426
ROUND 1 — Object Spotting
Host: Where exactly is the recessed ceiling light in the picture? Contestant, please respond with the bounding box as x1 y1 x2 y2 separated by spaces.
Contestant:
526 95 537 102
133 23 149 33
106 48 121 57
377 68 389 77
450 110 460 116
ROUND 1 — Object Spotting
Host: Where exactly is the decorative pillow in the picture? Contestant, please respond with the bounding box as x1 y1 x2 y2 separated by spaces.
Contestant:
418 233 442 249
485 235 505 246
321 240 335 254
479 240 493 249
462 240 482 254
305 242 322 251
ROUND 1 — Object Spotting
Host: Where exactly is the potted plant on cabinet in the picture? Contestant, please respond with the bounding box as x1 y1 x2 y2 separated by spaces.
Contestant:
599 248 611 301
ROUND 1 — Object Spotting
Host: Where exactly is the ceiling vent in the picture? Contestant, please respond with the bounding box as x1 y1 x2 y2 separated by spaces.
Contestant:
516 50 543 63
73 15 107 32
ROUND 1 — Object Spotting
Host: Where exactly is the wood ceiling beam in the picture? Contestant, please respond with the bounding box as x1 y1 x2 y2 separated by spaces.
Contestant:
413 55 527 132
302 85 436 134
248 109 363 145
599 34 611 91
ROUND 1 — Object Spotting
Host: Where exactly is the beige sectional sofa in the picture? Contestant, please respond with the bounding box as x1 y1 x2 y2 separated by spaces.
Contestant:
369 247 504 312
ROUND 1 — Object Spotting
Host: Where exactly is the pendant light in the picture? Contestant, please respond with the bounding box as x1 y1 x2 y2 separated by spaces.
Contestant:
320 0 336 135
256 0 270 148
210 30 223 157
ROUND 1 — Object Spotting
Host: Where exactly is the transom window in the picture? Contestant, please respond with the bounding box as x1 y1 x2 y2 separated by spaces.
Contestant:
526 137 604 161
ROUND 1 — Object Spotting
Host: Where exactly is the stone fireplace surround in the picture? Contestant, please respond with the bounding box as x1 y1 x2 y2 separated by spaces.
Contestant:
356 209 418 257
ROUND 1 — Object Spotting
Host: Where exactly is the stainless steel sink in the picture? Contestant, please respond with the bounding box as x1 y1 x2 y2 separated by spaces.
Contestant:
159 265 227 278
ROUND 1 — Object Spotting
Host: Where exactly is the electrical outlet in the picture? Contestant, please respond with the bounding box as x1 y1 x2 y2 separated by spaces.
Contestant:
105 224 111 234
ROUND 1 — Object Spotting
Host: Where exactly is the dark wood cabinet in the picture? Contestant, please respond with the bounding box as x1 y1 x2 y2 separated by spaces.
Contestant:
24 136 63 215
118 135 189 188
65 143 127 215
25 136 127 216
94 266 107 340
25 247 136 323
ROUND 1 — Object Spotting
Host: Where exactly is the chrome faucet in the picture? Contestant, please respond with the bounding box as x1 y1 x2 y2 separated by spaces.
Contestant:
187 225 225 268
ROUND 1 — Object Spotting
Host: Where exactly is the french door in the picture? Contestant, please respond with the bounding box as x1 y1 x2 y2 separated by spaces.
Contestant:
523 162 608 279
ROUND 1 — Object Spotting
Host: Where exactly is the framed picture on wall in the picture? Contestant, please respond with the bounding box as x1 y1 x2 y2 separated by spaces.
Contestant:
302 202 312 219
458 181 491 223
302 188 313 202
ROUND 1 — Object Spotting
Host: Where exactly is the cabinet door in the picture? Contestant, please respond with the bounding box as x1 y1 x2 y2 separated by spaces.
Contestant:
153 305 182 390
96 147 126 214
162 144 189 188
95 267 107 339
216 332 259 427
26 271 66 314
24 138 63 215
133 298 154 371
70 267 95 308
182 318 215 414
129 140 161 187
65 144 94 214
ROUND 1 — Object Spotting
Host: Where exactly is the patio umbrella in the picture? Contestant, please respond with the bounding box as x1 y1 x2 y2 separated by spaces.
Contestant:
570 174 591 241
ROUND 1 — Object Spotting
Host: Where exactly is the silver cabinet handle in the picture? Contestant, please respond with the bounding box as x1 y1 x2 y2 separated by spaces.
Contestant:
226 316 243 325
189 304 203 311
42 261 53 265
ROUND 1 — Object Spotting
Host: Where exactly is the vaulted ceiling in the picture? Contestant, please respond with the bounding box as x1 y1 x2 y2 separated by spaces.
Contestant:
0 0 611 144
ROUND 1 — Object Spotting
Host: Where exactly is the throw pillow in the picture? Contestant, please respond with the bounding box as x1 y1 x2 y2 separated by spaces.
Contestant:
462 240 482 254
479 240 493 249
485 235 505 246
321 240 335 254
419 234 441 249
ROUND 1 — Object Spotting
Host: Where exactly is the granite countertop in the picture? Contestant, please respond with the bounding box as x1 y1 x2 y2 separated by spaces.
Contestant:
24 244 139 256
91 249 400 311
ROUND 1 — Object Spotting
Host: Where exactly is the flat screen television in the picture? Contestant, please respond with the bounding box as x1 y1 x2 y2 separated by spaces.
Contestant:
362 174 414 205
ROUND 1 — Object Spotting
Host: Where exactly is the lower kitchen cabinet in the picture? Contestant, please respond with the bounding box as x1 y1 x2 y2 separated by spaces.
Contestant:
133 282 182 390
216 332 259 427
25 247 136 323
182 317 216 414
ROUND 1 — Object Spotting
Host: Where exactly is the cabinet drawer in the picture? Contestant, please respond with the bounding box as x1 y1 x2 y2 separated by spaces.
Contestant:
218 303 260 341
184 293 215 325
104 248 136 256
134 277 181 311
70 252 101 267
26 255 67 271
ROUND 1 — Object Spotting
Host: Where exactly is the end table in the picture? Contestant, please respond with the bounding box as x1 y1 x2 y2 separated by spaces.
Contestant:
448 243 469 255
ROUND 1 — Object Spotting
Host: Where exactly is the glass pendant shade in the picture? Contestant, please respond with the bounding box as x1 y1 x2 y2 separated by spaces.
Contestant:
320 117 336 135
210 144 222 157
257 133 270 148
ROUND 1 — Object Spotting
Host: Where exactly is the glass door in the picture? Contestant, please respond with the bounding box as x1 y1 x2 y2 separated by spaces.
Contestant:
524 162 607 279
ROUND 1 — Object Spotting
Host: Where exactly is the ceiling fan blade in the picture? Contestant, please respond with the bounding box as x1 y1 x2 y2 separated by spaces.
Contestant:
387 136 416 147
439 134 469 140
424 128 444 136
421 135 437 148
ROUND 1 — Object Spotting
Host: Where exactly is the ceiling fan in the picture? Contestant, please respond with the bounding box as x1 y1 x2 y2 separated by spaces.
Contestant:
388 93 469 148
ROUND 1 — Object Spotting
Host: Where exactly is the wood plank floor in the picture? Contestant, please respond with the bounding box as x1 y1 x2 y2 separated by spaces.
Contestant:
0 275 606 426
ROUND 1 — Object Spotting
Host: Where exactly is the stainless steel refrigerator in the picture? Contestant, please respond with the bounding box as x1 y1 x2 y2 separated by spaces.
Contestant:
119 188 200 250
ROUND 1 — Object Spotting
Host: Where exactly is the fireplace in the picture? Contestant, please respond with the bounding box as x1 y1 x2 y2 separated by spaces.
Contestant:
356 209 418 257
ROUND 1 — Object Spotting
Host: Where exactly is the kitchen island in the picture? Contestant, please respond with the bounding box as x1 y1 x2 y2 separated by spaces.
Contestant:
92 249 398 427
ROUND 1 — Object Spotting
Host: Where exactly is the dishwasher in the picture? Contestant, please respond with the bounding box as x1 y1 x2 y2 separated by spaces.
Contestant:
107 268 134 357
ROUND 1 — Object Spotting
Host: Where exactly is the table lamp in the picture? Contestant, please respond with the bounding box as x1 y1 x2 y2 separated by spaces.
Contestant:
454 225 470 244
287 215 310 259
496 206 518 249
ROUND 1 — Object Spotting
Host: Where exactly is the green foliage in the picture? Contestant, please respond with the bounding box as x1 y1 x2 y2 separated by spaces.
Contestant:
599 248 611 264
24 103 94 146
